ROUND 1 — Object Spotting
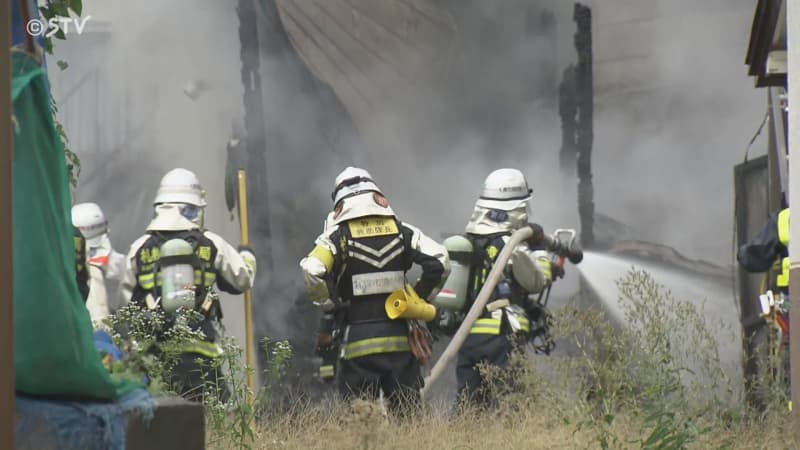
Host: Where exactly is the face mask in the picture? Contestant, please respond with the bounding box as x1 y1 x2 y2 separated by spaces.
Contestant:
181 205 200 221
180 205 204 227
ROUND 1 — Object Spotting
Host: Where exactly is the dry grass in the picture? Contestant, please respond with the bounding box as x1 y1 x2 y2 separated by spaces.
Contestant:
206 270 799 450
239 399 796 450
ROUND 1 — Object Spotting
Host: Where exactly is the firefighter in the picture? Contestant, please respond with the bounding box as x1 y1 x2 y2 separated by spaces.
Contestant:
72 202 126 328
739 208 789 284
738 207 791 405
452 168 563 411
118 168 256 401
314 210 340 384
74 226 90 302
300 167 450 414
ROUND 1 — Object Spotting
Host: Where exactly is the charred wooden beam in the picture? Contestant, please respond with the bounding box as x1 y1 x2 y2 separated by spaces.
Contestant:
238 0 272 271
559 65 577 175
574 3 595 248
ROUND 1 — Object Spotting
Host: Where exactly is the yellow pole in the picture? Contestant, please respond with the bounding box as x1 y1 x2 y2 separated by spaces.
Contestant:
237 170 255 402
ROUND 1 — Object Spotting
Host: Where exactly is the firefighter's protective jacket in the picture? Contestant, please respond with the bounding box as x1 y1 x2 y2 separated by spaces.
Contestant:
85 233 125 329
739 208 789 288
300 192 450 360
118 205 255 358
73 226 90 302
86 265 111 328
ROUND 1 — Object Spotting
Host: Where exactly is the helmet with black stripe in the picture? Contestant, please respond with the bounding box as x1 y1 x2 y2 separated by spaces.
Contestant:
475 168 532 211
331 167 384 206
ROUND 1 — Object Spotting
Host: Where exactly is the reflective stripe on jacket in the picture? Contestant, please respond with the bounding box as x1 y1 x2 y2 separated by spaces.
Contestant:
468 308 530 335
341 335 411 360
777 208 790 288
161 339 223 359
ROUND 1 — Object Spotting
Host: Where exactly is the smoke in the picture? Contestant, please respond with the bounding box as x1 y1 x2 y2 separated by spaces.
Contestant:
570 0 766 263
53 0 764 396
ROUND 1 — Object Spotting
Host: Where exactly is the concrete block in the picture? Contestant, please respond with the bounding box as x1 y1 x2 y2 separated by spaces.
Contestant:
126 396 205 450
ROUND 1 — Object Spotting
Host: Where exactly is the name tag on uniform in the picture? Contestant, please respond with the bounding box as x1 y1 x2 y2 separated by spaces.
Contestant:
351 271 404 296
348 217 398 238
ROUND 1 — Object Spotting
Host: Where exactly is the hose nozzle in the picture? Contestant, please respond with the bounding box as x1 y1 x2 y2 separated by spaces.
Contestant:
544 229 583 264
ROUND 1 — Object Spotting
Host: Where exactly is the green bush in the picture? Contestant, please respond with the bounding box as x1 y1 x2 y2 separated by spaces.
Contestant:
105 302 293 450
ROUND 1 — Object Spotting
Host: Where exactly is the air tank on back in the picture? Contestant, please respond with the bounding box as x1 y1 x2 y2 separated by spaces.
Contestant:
433 235 474 312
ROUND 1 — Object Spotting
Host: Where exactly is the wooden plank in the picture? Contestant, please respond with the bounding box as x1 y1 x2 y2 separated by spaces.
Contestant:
291 0 408 88
276 1 375 134
343 0 454 54
315 0 425 82
278 0 403 102
274 0 456 163
278 0 454 90
277 0 379 106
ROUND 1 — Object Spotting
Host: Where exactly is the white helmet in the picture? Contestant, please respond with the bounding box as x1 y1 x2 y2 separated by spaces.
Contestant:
331 167 383 205
475 168 532 211
154 168 207 207
71 202 108 243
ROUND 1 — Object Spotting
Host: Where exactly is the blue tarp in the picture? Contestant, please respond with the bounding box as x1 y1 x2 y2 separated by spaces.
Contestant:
15 389 155 450
94 330 125 362
12 0 45 49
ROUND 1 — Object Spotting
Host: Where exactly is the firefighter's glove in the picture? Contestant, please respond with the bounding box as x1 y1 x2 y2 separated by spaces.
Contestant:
526 223 545 246
551 262 565 280
238 245 257 276
525 301 547 323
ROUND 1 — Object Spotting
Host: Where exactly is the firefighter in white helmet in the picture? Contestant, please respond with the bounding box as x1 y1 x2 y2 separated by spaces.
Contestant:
300 167 450 414
118 168 256 401
450 168 563 411
72 202 126 328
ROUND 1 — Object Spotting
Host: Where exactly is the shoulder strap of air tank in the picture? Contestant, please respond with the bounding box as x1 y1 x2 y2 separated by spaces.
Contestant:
397 218 413 271
151 229 205 273
185 230 209 275
464 234 486 307
338 220 352 264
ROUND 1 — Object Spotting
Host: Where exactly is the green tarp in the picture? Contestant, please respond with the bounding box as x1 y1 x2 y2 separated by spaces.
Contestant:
12 50 139 400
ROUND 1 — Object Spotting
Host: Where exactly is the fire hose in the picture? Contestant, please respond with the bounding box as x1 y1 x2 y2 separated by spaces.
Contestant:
421 225 582 399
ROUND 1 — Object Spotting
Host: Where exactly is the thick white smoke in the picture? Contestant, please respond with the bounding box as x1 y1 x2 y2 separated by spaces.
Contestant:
51 0 762 398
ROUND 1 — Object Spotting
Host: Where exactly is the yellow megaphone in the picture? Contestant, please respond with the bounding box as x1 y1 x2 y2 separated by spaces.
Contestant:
385 284 437 322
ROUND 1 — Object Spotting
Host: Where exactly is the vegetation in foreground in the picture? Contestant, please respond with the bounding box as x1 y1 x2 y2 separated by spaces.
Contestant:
108 269 797 450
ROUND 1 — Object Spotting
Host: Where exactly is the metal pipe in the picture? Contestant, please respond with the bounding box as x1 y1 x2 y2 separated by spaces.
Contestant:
421 226 534 398
788 0 800 431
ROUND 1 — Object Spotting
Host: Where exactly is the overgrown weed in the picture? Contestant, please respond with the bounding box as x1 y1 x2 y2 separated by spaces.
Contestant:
247 269 797 449
109 270 799 449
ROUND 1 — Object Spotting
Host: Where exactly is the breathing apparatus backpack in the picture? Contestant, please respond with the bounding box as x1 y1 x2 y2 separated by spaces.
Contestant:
140 230 222 323
432 235 473 314
433 233 514 316
432 233 555 353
